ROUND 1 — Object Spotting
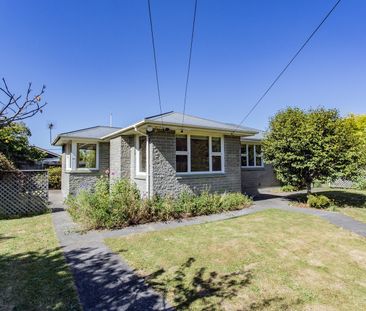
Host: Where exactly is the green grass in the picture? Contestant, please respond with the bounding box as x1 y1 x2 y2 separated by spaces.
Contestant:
287 188 366 223
106 209 366 311
0 213 80 310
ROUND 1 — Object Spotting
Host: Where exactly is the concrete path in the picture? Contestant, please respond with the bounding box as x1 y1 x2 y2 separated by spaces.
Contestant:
50 191 172 311
50 190 366 311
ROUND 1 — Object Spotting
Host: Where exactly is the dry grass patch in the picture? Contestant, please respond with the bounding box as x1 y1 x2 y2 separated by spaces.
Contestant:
0 214 80 310
106 209 366 311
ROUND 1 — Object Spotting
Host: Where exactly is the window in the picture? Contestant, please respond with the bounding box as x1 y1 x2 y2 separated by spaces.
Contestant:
176 135 224 174
176 135 188 172
241 144 263 167
136 135 147 174
77 143 97 169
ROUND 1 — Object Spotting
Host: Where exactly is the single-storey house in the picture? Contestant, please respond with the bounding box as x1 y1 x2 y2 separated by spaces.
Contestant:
53 112 278 198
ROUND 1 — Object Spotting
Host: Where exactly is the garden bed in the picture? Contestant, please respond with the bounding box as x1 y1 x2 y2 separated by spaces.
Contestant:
66 177 252 230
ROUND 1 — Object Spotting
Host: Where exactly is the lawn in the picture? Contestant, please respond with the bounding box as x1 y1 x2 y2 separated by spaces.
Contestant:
106 209 366 311
287 188 366 223
0 213 80 310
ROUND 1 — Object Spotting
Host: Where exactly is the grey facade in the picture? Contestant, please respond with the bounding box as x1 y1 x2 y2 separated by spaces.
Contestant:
61 142 110 196
241 164 279 195
56 112 278 198
148 130 241 197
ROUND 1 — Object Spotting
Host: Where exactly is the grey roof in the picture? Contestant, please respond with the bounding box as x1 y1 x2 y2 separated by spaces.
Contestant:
145 111 259 133
241 131 265 142
53 126 121 145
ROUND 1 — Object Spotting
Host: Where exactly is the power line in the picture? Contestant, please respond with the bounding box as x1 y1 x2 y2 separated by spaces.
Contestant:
147 0 164 127
181 0 198 129
232 0 342 133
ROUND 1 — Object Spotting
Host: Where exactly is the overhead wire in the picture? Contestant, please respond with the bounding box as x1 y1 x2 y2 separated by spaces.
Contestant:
232 0 342 133
147 0 164 128
181 0 198 129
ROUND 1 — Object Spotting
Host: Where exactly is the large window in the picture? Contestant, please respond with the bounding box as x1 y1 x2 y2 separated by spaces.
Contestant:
241 144 263 167
77 143 97 169
176 135 224 173
136 135 147 174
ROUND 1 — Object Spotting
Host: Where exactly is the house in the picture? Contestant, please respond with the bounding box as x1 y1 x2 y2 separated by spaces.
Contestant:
52 112 278 198
17 146 61 169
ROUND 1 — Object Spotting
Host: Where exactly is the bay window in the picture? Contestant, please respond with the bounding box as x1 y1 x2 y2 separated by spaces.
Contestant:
176 135 224 174
241 144 263 167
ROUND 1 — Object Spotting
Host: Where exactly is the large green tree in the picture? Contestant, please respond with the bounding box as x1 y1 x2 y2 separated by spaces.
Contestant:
263 107 363 193
0 122 45 167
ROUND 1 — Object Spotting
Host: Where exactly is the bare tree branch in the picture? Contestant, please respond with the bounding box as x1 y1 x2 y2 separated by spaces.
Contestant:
0 78 47 128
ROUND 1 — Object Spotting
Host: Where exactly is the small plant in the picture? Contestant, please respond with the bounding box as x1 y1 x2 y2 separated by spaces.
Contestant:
48 166 61 189
281 185 298 192
307 194 331 209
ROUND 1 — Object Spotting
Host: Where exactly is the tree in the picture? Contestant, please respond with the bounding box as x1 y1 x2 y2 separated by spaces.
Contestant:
262 107 363 194
0 122 45 167
0 78 47 128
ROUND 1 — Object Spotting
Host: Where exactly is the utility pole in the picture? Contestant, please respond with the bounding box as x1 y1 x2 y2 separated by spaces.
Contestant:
47 122 54 144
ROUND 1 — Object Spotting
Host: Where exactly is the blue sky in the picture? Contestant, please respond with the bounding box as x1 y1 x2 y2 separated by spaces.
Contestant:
1 0 365 151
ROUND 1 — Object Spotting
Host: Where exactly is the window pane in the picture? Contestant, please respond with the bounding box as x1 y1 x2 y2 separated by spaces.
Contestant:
191 136 209 172
212 156 222 171
256 157 262 167
176 155 188 172
139 136 146 173
212 137 221 152
248 145 255 166
255 145 262 155
77 143 96 168
241 156 247 167
241 144 247 154
176 135 187 151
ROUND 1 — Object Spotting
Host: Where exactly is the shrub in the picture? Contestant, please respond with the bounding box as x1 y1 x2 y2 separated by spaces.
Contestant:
353 174 366 190
0 152 16 171
48 166 61 189
307 194 331 209
281 185 299 192
66 177 253 230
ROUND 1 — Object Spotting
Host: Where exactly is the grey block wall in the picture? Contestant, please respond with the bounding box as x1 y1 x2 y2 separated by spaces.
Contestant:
149 130 242 197
110 136 132 185
241 164 279 195
62 142 110 196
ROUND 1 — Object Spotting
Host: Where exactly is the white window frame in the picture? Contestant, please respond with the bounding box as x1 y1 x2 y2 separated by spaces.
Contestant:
67 141 99 171
136 135 147 176
241 143 264 168
176 134 225 175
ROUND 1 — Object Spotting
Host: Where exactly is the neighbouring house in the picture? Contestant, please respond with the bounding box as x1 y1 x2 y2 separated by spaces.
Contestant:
52 112 278 198
18 146 61 169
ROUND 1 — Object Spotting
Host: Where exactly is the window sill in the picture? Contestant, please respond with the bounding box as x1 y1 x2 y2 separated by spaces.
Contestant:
241 167 265 171
65 169 99 174
176 173 225 179
135 174 146 180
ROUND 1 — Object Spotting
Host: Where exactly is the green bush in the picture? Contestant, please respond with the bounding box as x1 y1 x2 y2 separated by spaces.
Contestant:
0 152 16 171
353 175 366 190
66 177 252 230
281 185 299 192
307 194 331 209
48 166 61 189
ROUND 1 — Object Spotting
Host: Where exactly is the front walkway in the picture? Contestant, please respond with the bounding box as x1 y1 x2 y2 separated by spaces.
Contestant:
50 190 366 311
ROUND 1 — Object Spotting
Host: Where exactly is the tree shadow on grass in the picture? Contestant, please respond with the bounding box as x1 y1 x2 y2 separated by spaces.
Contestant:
143 257 302 310
0 247 80 311
286 190 366 208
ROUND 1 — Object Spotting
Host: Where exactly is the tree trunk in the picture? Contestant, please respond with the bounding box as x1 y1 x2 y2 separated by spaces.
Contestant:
306 182 312 195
